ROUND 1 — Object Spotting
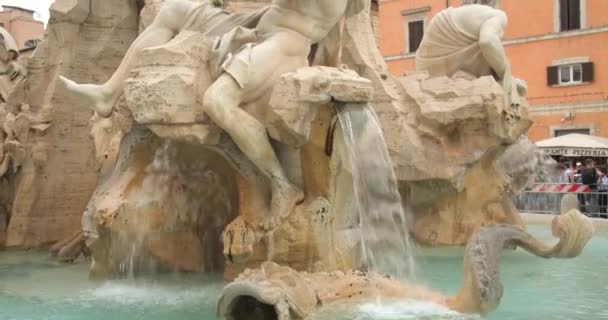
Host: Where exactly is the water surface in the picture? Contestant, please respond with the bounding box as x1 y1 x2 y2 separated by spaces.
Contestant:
1 225 606 320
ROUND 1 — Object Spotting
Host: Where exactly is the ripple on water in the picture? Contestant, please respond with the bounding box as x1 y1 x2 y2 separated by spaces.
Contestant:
309 300 480 320
82 281 223 307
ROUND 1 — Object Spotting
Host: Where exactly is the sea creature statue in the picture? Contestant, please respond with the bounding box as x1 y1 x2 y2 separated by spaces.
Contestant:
217 210 594 319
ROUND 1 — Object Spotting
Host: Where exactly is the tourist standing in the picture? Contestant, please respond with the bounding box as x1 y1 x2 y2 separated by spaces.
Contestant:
598 166 608 215
581 159 598 213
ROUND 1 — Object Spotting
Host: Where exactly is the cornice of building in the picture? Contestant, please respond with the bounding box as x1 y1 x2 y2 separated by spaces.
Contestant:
528 99 608 115
504 25 608 45
383 26 608 62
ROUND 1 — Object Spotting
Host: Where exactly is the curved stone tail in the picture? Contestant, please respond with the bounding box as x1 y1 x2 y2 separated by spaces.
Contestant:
448 210 594 314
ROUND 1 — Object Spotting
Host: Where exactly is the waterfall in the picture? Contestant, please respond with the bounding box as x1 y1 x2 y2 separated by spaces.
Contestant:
336 102 416 279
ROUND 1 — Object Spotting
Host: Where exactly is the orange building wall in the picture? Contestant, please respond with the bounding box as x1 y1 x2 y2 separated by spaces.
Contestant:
5 19 44 49
500 0 554 39
379 0 608 142
528 111 608 142
0 7 44 50
585 0 608 28
379 0 449 57
506 33 608 106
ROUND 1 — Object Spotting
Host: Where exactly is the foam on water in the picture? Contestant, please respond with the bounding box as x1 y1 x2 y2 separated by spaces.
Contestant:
84 282 220 306
357 301 466 319
308 300 478 320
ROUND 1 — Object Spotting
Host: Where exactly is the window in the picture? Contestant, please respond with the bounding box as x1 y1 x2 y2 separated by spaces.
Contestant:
547 62 594 86
408 20 424 53
24 39 40 48
559 0 581 31
559 64 582 84
555 128 590 137
402 7 429 54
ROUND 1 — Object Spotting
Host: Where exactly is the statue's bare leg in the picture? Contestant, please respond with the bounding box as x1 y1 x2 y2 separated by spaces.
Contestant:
59 0 195 117
204 75 304 229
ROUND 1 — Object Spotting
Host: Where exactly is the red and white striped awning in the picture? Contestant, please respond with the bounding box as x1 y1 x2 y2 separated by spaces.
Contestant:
528 183 590 193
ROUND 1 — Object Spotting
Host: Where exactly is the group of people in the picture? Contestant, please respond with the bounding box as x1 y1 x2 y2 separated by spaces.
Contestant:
555 159 608 214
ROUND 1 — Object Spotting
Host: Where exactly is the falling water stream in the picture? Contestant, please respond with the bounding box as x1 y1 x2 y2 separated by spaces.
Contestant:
336 102 416 280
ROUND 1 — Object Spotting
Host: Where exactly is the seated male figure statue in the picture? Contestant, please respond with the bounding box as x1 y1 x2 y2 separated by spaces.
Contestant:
60 0 365 228
415 0 519 107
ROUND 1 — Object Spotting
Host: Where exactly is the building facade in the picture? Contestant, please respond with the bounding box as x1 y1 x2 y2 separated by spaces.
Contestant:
0 5 44 51
379 0 608 141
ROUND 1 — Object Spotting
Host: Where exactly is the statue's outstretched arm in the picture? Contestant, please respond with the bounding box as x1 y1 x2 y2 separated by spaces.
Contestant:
479 15 508 79
479 13 512 106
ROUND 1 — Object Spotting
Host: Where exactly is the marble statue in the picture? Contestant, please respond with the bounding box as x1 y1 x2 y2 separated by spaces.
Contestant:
0 2 596 317
0 27 21 81
0 27 23 179
415 3 522 108
60 0 366 230
218 210 594 319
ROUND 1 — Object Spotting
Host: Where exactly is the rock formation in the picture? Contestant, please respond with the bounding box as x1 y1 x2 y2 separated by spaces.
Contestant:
217 209 594 319
0 0 141 249
0 0 595 316
67 0 535 279
2 0 534 267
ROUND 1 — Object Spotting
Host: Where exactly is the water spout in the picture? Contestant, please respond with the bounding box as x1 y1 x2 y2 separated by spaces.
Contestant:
335 102 416 279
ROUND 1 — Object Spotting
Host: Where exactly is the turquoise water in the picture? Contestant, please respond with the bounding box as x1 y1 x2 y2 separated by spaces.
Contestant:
1 225 607 320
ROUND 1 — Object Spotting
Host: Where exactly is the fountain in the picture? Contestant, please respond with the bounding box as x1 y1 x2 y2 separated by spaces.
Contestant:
0 0 597 319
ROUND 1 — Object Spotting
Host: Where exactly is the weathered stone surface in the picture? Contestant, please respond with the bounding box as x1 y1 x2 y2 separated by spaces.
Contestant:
339 3 532 247
124 31 214 125
49 0 91 24
267 66 373 147
1 0 141 248
2 0 539 283
218 210 593 317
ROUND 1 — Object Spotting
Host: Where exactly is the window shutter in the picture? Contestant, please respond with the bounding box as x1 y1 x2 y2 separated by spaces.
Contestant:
547 66 559 85
582 62 594 82
559 0 570 31
569 0 581 30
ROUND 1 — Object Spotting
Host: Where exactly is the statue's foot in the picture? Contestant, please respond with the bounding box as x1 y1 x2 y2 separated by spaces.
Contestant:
222 216 257 264
58 76 115 118
262 181 305 231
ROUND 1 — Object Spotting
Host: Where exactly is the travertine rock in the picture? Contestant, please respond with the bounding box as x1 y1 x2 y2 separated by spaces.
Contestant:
2 0 537 283
267 66 373 147
56 0 534 277
0 0 141 248
218 210 593 318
